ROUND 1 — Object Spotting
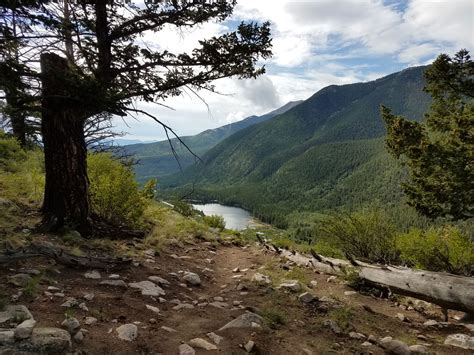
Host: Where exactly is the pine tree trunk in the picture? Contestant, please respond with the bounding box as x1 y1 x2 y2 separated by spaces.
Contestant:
40 53 91 234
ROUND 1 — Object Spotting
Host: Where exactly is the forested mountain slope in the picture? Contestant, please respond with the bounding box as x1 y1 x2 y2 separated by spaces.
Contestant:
163 66 432 225
123 101 302 181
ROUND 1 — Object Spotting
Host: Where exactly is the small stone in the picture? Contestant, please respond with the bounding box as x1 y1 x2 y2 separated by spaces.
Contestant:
396 313 406 322
233 300 242 306
61 298 78 308
252 273 271 284
148 276 170 286
44 291 53 297
146 304 160 314
108 274 120 279
47 286 61 292
380 338 411 355
84 270 101 279
189 338 218 350
161 326 177 333
100 280 128 288
183 272 201 286
309 280 318 288
298 292 316 304
79 303 89 312
368 334 377 343
324 319 341 334
14 319 37 339
233 267 240 273
73 330 84 342
61 318 80 334
84 317 97 326
54 293 65 298
361 341 372 347
277 280 301 292
344 291 357 296
129 281 165 296
29 328 71 352
326 276 337 283
423 319 438 327
219 312 264 331
244 340 255 352
444 333 474 350
179 344 196 355
209 301 228 309
116 324 138 342
144 249 156 257
0 330 15 344
207 332 223 345
0 305 33 324
349 331 366 340
173 303 195 310
83 293 95 301
214 296 224 302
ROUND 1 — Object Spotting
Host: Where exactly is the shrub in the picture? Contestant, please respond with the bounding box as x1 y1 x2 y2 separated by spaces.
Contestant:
88 153 145 228
141 178 157 200
319 208 399 264
203 214 226 230
0 132 26 171
396 226 474 275
172 200 197 217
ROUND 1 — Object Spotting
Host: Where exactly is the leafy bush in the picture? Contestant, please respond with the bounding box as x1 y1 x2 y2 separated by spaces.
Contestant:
319 209 399 264
0 132 26 171
88 153 145 228
171 200 197 217
203 214 226 230
141 178 157 200
396 226 474 275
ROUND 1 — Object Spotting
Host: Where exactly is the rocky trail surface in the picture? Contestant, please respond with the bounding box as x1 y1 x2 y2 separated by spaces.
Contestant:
0 237 473 354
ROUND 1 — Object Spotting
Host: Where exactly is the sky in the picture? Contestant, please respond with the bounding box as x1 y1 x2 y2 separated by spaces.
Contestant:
114 0 474 142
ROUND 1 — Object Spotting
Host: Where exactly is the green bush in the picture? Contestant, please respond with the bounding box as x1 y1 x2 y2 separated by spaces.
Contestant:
203 214 226 230
0 132 26 172
171 200 197 217
396 226 474 275
141 178 157 200
319 209 399 264
88 153 145 228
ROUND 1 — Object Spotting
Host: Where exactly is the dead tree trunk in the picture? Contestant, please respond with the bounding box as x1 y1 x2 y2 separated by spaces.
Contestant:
265 244 474 314
40 53 91 234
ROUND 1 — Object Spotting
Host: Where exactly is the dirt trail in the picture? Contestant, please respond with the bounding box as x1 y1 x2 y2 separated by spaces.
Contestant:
0 238 473 354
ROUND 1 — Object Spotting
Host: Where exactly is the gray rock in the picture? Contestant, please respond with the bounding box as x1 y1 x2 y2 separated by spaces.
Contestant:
423 319 438 327
173 303 195 310
148 276 170 286
79 302 89 312
116 324 138 342
28 327 71 352
362 341 372 347
145 304 160 314
324 319 341 334
396 313 406 322
379 337 411 355
349 331 366 340
278 280 301 292
209 301 229 309
84 270 101 280
213 296 224 302
344 291 357 296
252 273 271 284
179 343 196 355
207 332 223 345
189 338 218 350
73 330 84 342
129 281 165 296
409 345 429 354
326 276 337 283
0 305 33 325
444 333 474 350
183 272 201 286
298 292 316 304
108 274 120 280
84 317 98 326
100 280 127 288
0 330 15 344
83 293 95 301
219 312 264 331
61 318 80 334
61 298 78 308
47 286 61 292
14 319 37 339
244 340 255 352
8 274 32 287
309 280 318 288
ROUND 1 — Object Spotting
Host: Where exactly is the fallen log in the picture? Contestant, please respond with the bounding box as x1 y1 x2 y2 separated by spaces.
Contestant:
262 242 474 314
0 242 132 270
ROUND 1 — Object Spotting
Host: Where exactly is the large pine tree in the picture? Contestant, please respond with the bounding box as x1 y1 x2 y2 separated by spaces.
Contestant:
0 0 272 234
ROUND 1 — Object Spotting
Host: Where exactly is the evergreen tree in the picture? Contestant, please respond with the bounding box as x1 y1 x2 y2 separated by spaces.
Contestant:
382 49 474 220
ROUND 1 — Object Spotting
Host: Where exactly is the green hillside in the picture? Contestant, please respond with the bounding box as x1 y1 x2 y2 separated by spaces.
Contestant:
163 66 432 226
123 101 302 182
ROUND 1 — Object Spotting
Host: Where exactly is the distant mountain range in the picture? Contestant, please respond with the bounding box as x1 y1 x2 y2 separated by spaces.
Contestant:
161 66 432 226
123 101 302 181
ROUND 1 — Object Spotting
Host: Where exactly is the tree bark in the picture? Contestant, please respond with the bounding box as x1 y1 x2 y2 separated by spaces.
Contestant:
262 242 474 314
40 53 91 234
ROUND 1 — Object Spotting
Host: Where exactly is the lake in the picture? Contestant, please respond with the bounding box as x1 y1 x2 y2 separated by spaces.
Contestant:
192 203 255 230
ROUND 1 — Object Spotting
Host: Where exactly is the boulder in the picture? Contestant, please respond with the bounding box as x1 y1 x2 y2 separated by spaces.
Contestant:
129 281 165 296
444 333 474 350
0 330 15 344
14 319 37 339
27 327 71 353
0 305 33 325
179 343 196 355
379 337 410 355
277 280 301 292
116 324 138 342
